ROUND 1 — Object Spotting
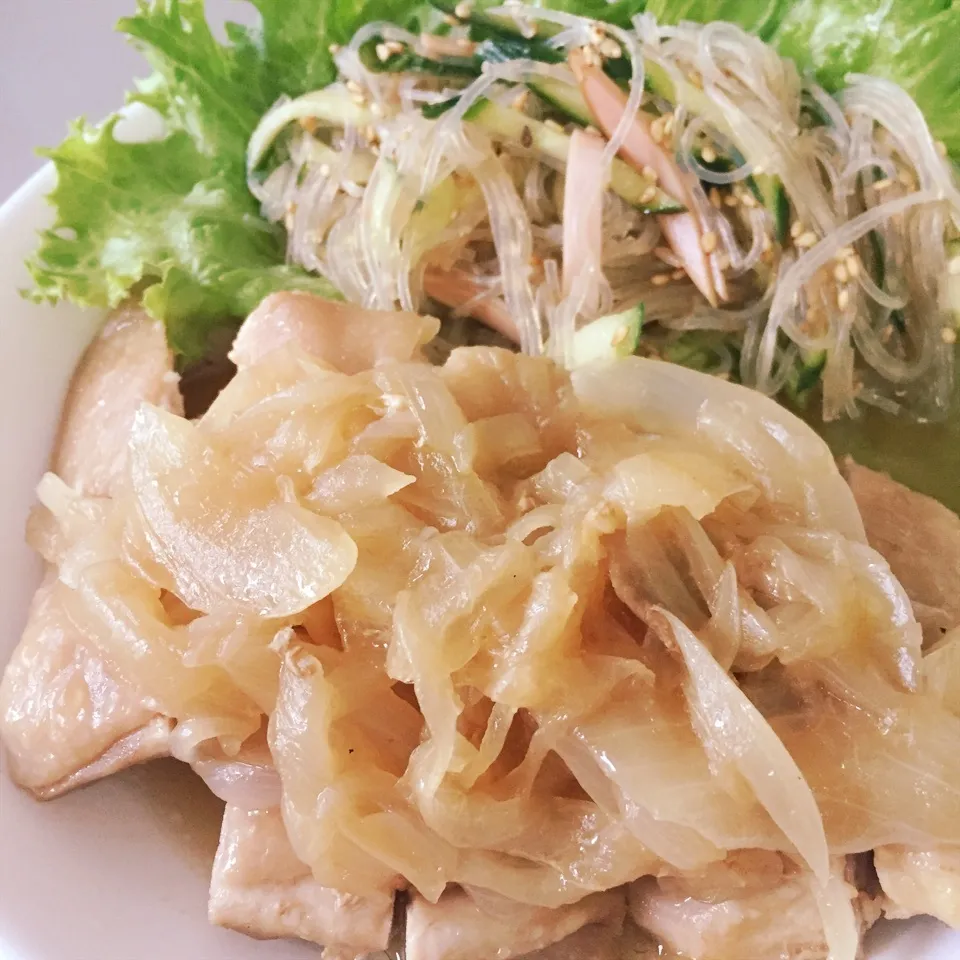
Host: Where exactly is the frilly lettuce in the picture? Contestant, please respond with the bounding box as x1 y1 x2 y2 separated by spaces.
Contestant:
27 0 418 359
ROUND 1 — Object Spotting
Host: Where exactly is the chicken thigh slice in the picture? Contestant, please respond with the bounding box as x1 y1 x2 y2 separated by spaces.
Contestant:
209 805 394 957
844 461 960 632
404 886 625 960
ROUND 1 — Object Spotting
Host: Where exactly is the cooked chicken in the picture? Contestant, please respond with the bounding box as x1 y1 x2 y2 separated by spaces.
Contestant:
229 291 439 373
628 854 873 960
0 574 170 797
52 303 183 498
404 887 625 960
209 805 394 956
0 305 182 796
518 923 623 960
844 461 960 632
875 845 960 928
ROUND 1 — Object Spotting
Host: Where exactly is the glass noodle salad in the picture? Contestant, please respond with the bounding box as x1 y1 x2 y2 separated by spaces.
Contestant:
244 4 960 422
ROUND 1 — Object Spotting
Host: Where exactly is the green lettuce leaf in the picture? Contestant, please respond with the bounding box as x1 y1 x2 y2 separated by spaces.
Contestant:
26 0 419 358
773 0 959 155
645 0 789 40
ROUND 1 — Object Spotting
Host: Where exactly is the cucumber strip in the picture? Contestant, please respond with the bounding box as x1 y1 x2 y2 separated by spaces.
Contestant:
527 76 592 125
465 99 684 213
568 305 644 367
430 0 564 40
247 89 374 171
754 172 790 246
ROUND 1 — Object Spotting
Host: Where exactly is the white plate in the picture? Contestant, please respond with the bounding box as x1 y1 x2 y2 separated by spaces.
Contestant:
0 110 956 960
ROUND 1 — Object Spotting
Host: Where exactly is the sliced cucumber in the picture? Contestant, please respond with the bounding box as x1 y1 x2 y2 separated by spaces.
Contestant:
753 172 790 246
569 305 644 368
464 99 684 213
430 0 564 40
527 76 592 126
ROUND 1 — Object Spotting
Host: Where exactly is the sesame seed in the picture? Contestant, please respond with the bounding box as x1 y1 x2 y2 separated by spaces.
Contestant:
642 165 659 183
671 269 686 281
740 190 758 208
375 42 391 62
701 145 717 164
872 178 894 192
386 40 405 54
328 43 341 54
942 327 957 344
790 221 804 239
835 246 855 260
709 188 723 209
752 165 765 176
640 186 658 205
948 256 960 276
936 141 948 158
652 273 672 287
795 230 818 249
588 24 606 44
351 91 368 105
724 194 740 208
581 44 601 67
650 117 665 144
846 255 861 279
454 0 473 17
318 163 331 177
837 288 851 310
833 263 849 284
599 37 622 59
444 13 459 25
345 79 362 93
700 231 718 254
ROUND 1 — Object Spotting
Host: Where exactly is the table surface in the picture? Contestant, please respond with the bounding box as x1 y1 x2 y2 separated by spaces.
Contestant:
0 0 234 203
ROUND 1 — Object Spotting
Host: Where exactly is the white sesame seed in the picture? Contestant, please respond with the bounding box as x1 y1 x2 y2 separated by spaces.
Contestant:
833 263 849 284
318 163 331 177
872 177 894 192
454 0 473 16
846 255 861 279
723 194 740 208
837 288 851 310
790 221 804 239
740 190 758 208
652 273 672 287
700 231 718 254
650 118 665 144
375 43 391 62
599 37 622 59
640 186 658 205
671 269 686 281
795 231 818 249
701 145 717 164
328 43 341 54
943 327 957 344
345 79 362 94
752 165 765 175
642 165 658 183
